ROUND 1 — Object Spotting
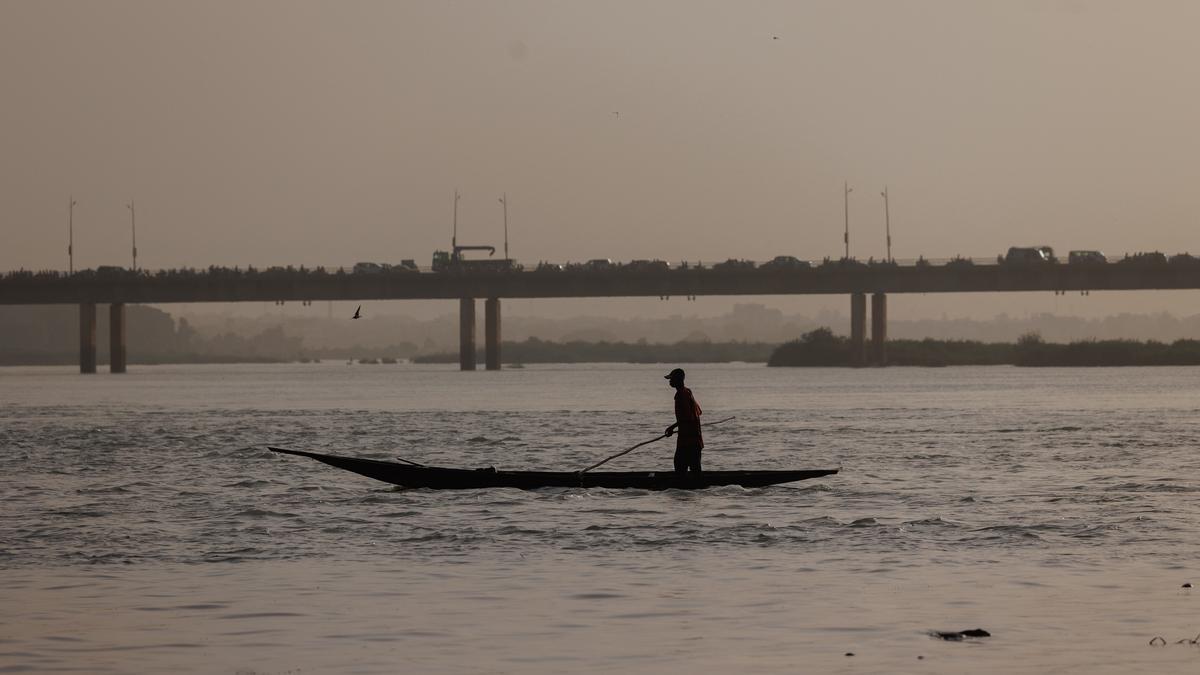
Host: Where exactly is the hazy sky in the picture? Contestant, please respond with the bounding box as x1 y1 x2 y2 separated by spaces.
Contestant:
4 1 1200 320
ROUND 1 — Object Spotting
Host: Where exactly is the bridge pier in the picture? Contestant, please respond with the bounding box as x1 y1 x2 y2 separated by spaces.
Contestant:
871 292 887 366
110 302 127 373
485 298 501 370
850 292 866 367
459 298 476 370
79 303 97 374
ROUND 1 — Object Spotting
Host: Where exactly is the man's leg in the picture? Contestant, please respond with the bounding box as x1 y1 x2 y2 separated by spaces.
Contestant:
676 447 700 474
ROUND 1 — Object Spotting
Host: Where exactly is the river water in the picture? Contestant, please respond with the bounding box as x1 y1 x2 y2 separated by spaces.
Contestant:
2 362 1200 673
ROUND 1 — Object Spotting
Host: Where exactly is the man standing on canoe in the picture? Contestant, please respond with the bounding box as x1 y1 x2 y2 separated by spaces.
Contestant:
664 368 703 474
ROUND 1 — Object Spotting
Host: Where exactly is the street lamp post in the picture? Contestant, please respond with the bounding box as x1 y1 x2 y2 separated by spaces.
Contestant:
843 181 853 259
499 193 508 260
881 186 892 262
68 196 77 274
452 189 460 252
126 200 137 271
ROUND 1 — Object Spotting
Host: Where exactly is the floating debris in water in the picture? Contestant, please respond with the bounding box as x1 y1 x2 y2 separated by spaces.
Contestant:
1149 632 1200 646
844 652 854 657
930 628 991 641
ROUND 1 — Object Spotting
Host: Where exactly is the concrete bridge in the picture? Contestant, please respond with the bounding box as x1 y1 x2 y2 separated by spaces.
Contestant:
4 260 1200 372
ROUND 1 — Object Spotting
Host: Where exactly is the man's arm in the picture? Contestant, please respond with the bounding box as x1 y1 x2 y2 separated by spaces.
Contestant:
665 422 678 437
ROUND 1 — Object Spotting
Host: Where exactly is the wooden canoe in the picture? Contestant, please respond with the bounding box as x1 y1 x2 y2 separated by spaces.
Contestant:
268 447 838 490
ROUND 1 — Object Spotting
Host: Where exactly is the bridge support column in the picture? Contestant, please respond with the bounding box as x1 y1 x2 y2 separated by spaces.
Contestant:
79 302 97 374
871 292 887 366
850 293 866 367
459 298 476 371
485 298 501 371
110 302 127 373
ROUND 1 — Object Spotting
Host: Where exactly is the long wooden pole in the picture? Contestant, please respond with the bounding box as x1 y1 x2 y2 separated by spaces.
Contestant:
579 416 736 474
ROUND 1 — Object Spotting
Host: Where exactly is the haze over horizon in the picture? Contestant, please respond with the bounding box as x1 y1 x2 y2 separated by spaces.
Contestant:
4 0 1199 320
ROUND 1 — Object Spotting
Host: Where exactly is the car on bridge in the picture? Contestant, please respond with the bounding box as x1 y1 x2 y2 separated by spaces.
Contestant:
353 262 387 274
1116 251 1168 265
1003 246 1056 265
712 258 757 271
760 255 812 270
624 259 670 271
818 257 867 270
1067 250 1107 265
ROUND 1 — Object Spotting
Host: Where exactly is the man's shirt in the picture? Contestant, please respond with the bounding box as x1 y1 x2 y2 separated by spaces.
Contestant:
674 386 704 449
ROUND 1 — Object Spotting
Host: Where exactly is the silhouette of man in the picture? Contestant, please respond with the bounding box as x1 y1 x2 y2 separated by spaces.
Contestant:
664 368 703 474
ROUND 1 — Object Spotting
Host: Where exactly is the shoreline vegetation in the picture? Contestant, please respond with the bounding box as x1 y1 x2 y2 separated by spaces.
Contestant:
766 328 1200 367
411 331 1200 367
6 330 1200 367
411 337 778 365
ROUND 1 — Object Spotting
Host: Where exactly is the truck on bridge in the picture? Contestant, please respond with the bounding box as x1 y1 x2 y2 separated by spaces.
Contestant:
432 245 520 273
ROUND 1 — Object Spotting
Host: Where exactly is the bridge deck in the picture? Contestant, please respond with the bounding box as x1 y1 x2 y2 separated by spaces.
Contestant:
3 263 1200 305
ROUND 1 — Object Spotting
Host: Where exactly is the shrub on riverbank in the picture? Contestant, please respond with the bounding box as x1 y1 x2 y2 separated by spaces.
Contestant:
764 328 850 366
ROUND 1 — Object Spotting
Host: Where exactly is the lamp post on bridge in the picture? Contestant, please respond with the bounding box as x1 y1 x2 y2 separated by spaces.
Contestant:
881 186 892 262
68 196 77 274
843 181 853 259
452 189 460 251
498 193 508 260
126 199 137 271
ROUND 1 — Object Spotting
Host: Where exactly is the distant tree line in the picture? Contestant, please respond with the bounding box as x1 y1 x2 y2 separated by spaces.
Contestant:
1009 332 1200 367
8 305 1200 367
767 328 1200 367
765 328 1011 366
0 305 308 365
412 337 778 364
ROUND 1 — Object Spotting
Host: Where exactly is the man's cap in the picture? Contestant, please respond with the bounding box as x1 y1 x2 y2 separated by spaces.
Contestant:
664 368 685 380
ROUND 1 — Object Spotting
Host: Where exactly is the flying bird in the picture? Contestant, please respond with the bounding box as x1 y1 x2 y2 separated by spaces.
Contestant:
352 305 362 320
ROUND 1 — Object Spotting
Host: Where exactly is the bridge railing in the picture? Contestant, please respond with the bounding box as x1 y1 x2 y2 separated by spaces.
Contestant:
4 252 1195 281
0 257 973 277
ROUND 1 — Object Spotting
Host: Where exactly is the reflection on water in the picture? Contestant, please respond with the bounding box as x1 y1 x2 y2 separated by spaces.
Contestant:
2 363 1200 673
